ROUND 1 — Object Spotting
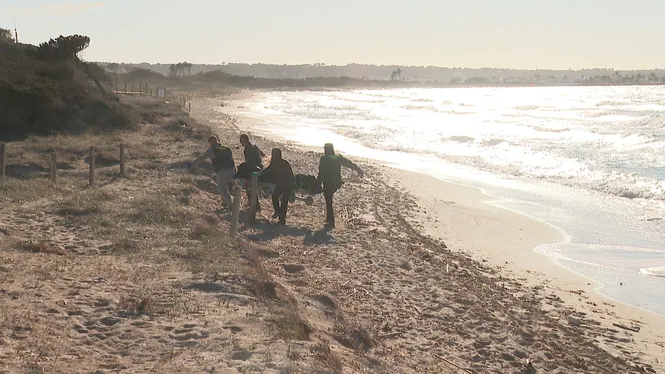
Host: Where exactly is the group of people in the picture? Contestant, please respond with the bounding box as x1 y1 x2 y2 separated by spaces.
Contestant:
188 134 364 228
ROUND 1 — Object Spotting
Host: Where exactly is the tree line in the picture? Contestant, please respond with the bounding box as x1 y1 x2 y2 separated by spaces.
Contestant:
169 62 193 78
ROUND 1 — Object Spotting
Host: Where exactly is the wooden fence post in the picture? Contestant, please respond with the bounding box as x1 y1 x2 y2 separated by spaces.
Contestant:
188 102 191 112
124 82 127 94
230 185 242 239
250 172 258 223
119 144 126 177
50 153 57 183
0 142 6 182
89 146 95 186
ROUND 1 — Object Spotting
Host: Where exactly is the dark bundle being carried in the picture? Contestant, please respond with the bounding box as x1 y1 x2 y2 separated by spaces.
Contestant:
235 162 262 180
295 174 323 194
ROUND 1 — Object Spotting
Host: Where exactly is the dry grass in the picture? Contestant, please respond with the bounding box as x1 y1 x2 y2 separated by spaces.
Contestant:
332 320 375 353
0 95 355 373
0 95 299 373
0 179 60 203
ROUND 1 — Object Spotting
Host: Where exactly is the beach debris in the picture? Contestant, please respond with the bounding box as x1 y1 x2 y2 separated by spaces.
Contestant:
613 322 641 333
520 360 537 374
434 353 476 373
378 331 403 339
633 363 657 373
567 315 583 327
19 239 67 256
283 264 305 274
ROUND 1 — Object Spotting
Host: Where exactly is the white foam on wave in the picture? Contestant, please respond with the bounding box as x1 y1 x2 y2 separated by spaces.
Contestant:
238 86 665 315
640 267 665 277
245 87 665 205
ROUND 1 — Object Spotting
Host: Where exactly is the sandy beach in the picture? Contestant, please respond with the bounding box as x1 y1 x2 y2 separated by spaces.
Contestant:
1 93 663 373
195 94 665 373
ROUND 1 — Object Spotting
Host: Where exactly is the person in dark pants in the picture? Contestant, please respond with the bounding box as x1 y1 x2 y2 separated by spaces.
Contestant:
188 135 236 210
240 134 266 211
317 143 364 228
260 148 294 225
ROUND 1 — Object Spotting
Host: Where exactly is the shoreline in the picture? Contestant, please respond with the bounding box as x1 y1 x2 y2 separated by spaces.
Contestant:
222 89 665 312
208 93 665 371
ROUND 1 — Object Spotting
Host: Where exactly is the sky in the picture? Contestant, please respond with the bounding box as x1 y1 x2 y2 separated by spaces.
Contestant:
1 0 664 70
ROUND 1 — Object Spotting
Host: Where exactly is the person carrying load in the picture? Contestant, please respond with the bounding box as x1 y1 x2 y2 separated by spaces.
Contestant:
188 135 236 210
259 148 295 225
317 143 364 228
238 134 266 211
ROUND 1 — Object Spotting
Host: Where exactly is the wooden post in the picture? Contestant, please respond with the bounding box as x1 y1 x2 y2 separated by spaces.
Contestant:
119 144 126 177
50 153 57 183
145 82 148 96
124 81 127 94
0 142 5 182
230 185 241 239
89 146 95 186
250 172 258 223
188 102 191 112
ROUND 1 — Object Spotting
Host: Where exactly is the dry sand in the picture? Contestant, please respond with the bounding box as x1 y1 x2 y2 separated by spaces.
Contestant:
0 97 342 374
1 93 663 374
192 95 665 373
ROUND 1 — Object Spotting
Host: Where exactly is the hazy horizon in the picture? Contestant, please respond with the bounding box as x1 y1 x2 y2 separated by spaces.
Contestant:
2 0 665 70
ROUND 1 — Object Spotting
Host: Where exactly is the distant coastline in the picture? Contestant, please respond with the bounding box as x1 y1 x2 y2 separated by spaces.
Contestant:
99 61 665 88
97 61 665 91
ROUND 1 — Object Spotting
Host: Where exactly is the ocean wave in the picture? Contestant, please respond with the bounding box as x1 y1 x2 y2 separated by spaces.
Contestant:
481 138 506 146
635 115 665 129
250 87 665 205
445 136 475 143
402 104 437 111
596 100 631 107
527 126 572 133
640 266 665 277
513 105 541 111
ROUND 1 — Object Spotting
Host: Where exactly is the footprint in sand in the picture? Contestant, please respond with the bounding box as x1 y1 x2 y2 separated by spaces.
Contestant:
167 323 210 347
283 264 306 274
224 325 243 334
231 349 253 361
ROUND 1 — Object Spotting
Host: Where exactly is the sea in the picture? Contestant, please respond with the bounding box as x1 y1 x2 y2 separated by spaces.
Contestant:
228 86 665 315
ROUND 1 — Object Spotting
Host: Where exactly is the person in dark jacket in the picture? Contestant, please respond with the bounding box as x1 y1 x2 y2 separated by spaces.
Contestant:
240 134 266 211
189 135 236 209
240 134 265 169
260 148 295 225
317 143 363 228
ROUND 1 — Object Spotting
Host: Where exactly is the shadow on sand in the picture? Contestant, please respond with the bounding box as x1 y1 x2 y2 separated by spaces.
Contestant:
217 209 336 245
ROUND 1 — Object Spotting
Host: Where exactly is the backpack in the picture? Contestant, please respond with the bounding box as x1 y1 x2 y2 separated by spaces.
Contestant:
211 145 234 171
